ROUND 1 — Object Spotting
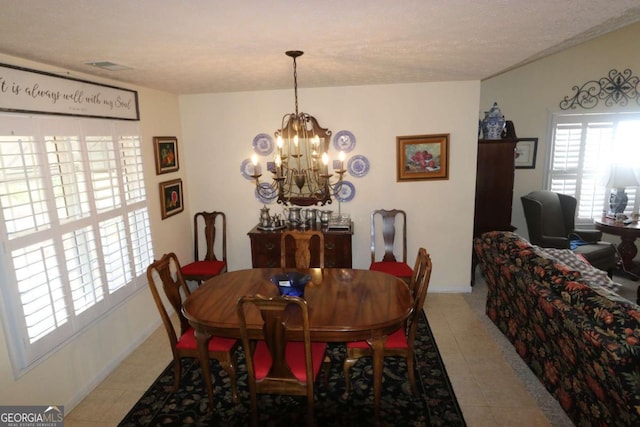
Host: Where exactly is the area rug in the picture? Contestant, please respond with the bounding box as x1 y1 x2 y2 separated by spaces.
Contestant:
119 310 465 426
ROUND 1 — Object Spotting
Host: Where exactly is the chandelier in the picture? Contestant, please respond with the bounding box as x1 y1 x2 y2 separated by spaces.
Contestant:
251 50 346 206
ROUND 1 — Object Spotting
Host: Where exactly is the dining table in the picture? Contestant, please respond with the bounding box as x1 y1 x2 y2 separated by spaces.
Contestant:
182 267 413 420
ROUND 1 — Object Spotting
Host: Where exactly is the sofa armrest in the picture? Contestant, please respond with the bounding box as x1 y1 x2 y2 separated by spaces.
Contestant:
537 235 571 249
571 229 603 242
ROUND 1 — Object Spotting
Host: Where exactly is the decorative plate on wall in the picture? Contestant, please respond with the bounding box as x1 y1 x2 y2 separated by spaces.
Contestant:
333 180 356 202
347 155 370 177
255 182 277 203
240 158 261 180
252 133 274 156
333 130 356 153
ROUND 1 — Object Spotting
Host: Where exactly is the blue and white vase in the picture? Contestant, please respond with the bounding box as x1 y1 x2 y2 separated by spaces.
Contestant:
481 102 506 140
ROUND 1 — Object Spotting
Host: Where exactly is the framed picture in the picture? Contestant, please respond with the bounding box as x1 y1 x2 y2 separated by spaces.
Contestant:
153 136 179 174
396 133 449 181
515 138 538 169
159 179 184 219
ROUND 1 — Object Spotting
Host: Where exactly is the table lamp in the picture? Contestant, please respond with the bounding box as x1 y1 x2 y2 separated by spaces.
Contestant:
603 164 640 215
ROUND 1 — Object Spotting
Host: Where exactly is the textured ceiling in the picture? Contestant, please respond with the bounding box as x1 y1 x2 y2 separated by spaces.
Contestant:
1 0 640 94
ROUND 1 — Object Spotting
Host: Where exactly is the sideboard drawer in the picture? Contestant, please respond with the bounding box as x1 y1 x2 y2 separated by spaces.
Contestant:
323 233 352 268
249 233 280 268
248 224 353 268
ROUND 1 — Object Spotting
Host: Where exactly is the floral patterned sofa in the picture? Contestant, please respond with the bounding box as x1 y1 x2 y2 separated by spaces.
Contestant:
474 231 640 426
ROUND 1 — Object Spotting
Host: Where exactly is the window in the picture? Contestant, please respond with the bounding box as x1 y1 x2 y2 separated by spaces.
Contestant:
0 113 153 372
547 112 640 226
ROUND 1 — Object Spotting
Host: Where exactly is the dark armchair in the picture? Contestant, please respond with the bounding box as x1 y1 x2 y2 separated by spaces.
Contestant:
521 190 617 276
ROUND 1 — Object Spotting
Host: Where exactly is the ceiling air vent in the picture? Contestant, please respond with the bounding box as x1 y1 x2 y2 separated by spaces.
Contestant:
84 61 132 71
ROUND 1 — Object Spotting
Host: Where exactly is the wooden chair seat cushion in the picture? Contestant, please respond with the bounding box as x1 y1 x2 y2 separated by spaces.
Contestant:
176 327 238 351
369 261 413 278
181 260 226 277
253 341 327 381
346 327 408 350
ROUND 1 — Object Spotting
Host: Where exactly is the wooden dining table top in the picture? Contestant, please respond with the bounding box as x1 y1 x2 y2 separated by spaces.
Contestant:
182 267 414 342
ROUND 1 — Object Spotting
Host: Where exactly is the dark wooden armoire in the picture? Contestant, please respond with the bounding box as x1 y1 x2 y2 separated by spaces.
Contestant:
473 138 517 237
472 138 517 283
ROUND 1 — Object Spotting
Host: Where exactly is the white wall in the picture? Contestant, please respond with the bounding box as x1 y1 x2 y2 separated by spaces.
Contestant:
179 81 481 293
0 54 190 409
480 22 640 240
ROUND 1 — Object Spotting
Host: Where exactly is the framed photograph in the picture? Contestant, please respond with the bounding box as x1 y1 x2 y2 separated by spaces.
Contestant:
396 133 449 181
153 136 179 174
515 138 538 169
159 179 184 219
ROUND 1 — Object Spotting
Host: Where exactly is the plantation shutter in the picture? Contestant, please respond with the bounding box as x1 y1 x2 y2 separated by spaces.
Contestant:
547 113 640 226
0 113 153 370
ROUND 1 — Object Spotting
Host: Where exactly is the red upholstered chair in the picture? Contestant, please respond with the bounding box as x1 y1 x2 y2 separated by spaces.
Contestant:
344 248 432 398
181 211 227 284
369 209 412 283
236 294 328 426
147 253 239 399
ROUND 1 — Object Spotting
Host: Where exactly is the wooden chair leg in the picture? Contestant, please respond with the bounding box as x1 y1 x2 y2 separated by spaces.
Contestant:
406 353 418 395
249 389 258 427
172 357 182 391
322 355 331 387
307 395 315 426
219 357 238 402
342 355 358 399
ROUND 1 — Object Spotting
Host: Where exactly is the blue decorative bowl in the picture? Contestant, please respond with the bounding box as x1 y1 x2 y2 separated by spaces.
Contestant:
270 272 311 297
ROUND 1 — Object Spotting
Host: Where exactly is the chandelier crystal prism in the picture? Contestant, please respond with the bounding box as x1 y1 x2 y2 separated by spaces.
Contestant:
251 50 346 206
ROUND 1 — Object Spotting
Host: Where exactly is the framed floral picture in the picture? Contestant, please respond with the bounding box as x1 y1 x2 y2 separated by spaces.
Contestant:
153 136 179 174
396 133 449 181
159 179 183 219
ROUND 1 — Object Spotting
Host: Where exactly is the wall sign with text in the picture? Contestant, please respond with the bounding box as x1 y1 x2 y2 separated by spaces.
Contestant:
0 63 139 120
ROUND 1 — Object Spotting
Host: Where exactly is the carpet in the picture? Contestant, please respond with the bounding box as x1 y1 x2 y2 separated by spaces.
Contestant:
119 310 465 426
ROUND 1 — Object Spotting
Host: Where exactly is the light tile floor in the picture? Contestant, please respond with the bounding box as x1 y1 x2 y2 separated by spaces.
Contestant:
65 291 555 426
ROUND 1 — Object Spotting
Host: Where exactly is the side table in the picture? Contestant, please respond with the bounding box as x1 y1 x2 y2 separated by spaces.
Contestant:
594 217 640 303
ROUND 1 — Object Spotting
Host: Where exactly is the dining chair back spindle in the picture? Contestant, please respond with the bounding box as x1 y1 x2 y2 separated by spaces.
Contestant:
147 253 239 399
281 229 325 269
343 247 432 398
237 294 328 426
181 211 227 284
369 209 412 284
